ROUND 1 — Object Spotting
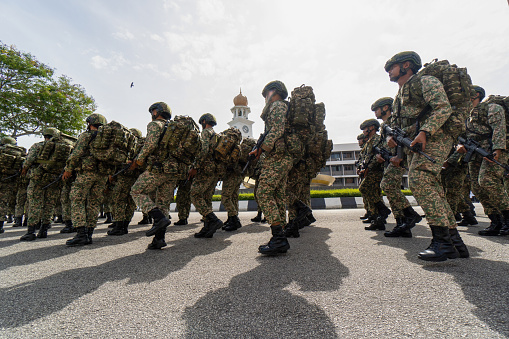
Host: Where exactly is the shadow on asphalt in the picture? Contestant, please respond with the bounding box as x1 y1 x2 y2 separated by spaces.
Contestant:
371 224 509 337
0 233 232 328
182 226 348 338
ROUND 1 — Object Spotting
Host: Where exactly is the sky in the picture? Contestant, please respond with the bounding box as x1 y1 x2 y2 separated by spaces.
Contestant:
1 0 509 149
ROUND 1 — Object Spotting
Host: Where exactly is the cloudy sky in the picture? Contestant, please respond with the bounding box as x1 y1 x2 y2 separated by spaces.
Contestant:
1 0 508 149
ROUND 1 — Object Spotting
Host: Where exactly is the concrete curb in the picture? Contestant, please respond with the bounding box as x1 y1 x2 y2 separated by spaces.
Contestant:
167 196 419 212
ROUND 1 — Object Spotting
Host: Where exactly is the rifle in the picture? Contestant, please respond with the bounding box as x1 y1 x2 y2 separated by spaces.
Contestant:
242 130 269 175
458 136 509 174
383 125 436 163
372 145 408 170
42 171 64 190
111 163 131 179
1 172 20 182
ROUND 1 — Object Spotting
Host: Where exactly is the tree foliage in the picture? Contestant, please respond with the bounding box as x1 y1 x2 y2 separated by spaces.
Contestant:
0 42 96 139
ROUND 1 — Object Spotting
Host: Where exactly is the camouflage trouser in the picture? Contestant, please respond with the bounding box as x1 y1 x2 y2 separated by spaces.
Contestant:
457 170 473 214
131 169 177 216
381 163 410 218
53 193 63 216
7 185 16 215
286 162 312 220
0 178 17 222
101 187 113 214
257 151 293 225
15 178 29 217
408 129 456 228
358 169 383 215
176 180 192 220
70 171 109 229
111 174 138 222
221 170 243 217
253 178 262 214
468 151 509 216
441 162 468 215
191 170 219 217
61 179 73 221
27 176 61 226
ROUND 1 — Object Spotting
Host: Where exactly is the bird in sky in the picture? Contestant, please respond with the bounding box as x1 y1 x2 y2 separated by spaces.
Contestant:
130 82 134 88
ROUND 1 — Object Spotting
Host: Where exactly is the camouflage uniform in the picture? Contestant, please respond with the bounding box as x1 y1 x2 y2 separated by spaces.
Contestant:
176 179 192 221
221 167 243 217
257 100 294 225
14 175 29 222
358 134 384 216
0 177 17 223
286 161 312 221
441 151 468 216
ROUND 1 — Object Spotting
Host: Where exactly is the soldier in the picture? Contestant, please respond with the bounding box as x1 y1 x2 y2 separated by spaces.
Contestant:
220 162 244 232
251 80 293 255
174 179 192 225
457 85 509 236
371 97 422 237
358 119 392 231
189 113 224 238
13 164 29 227
108 128 144 236
0 136 23 234
456 170 478 226
59 171 75 233
356 133 372 222
250 155 266 223
130 102 176 249
62 113 109 246
385 51 468 261
20 128 69 241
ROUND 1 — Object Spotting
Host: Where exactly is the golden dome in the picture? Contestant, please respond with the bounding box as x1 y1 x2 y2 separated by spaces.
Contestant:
233 89 248 106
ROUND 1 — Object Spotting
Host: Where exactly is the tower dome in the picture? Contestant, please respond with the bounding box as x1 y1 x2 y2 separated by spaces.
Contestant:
233 89 248 106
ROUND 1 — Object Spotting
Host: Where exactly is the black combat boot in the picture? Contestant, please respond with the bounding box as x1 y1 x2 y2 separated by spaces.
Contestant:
449 228 469 258
13 216 23 227
284 219 300 238
223 215 242 232
146 208 171 237
360 211 371 220
194 212 223 238
293 200 312 223
221 216 233 230
499 210 509 236
365 216 386 231
398 206 422 231
260 217 267 223
104 212 113 224
418 226 459 262
138 213 150 225
478 214 502 236
457 211 478 226
107 221 125 236
60 220 75 233
36 223 51 238
87 227 94 244
23 216 27 226
35 221 41 230
123 220 129 234
66 227 89 246
147 228 167 250
99 211 105 218
0 221 4 234
20 225 37 241
174 218 188 226
454 213 462 222
7 215 13 223
251 211 263 222
259 225 290 255
55 215 64 224
306 213 316 224
362 213 375 224
374 201 391 223
384 217 412 238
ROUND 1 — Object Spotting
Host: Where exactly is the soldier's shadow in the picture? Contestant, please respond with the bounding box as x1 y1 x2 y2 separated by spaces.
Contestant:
0 234 232 328
182 227 348 338
372 225 509 337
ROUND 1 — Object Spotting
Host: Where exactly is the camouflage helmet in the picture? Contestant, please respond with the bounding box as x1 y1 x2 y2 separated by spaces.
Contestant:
42 127 61 139
86 113 107 126
371 97 394 111
1 136 17 145
148 102 172 119
129 128 143 138
199 113 217 126
472 85 485 101
262 80 288 100
384 51 422 73
360 118 380 130
357 133 366 141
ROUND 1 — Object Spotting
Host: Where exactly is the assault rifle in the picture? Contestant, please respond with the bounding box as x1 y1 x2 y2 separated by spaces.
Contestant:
1 172 20 182
372 145 408 170
42 171 64 190
458 137 509 174
242 130 269 175
382 125 436 163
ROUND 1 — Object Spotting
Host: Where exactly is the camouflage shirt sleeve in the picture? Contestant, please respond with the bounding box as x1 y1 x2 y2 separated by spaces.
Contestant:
65 132 93 172
261 100 288 152
366 134 382 170
194 127 215 169
23 142 43 169
419 75 453 136
487 103 506 150
135 120 164 164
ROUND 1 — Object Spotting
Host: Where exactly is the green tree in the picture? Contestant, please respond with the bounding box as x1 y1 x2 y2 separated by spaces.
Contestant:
0 42 96 138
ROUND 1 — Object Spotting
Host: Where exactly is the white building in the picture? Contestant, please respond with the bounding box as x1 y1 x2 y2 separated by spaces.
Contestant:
227 89 254 139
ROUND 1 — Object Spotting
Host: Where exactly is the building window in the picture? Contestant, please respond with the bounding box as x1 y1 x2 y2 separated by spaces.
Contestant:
343 152 353 159
330 152 341 160
344 165 353 171
345 178 355 184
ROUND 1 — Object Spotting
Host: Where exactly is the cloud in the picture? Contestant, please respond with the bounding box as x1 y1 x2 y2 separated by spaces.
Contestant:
112 29 135 40
91 55 109 69
197 0 226 23
90 53 129 71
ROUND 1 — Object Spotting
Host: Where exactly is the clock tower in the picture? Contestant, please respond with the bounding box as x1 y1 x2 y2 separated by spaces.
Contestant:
227 89 254 139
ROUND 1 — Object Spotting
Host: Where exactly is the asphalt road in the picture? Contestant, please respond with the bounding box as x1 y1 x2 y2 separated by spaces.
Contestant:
1 207 508 338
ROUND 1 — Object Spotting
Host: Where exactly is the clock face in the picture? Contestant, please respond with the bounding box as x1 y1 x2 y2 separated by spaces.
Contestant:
242 125 249 133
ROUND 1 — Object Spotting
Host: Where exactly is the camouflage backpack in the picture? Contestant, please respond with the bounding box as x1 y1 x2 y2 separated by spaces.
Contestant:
0 144 26 175
408 59 475 139
213 127 242 164
238 137 256 165
484 95 509 134
37 138 74 175
89 121 137 166
159 116 201 165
